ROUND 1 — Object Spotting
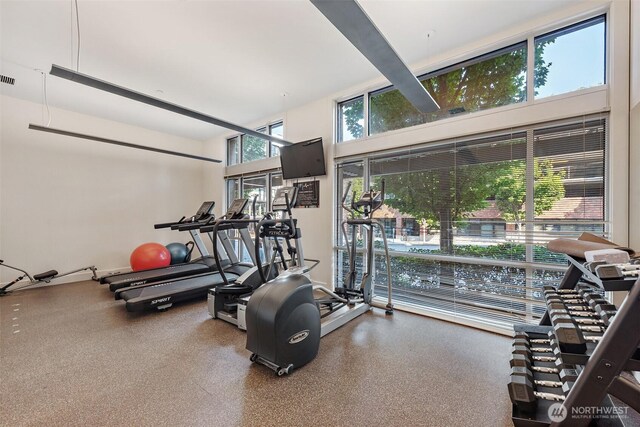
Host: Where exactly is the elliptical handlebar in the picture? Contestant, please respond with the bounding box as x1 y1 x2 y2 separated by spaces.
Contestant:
342 181 356 215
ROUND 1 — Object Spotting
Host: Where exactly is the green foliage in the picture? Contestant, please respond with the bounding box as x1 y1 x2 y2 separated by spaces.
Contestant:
341 97 364 140
242 135 268 162
368 46 528 135
407 243 566 264
381 165 497 224
493 159 565 228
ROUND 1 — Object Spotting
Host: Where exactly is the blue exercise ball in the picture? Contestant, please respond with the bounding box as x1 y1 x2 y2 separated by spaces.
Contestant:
165 242 193 265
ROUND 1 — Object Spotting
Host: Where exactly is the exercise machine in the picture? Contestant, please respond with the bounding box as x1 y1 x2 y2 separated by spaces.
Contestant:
0 260 97 296
208 187 318 329
113 198 259 312
244 181 393 375
99 201 219 291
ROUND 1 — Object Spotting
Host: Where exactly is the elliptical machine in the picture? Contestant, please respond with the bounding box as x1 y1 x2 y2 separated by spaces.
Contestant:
244 181 393 376
208 187 318 330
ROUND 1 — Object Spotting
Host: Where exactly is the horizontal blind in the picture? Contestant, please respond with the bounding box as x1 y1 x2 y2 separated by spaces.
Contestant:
335 116 607 329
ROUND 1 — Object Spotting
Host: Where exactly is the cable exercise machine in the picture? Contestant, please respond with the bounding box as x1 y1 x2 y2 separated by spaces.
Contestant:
244 180 393 376
0 260 97 296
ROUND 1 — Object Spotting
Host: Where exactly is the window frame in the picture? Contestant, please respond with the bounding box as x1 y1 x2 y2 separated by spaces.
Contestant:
334 114 608 330
226 120 285 166
335 14 607 144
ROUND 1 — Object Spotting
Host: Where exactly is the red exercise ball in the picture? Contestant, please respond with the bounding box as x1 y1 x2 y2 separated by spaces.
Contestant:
130 242 171 272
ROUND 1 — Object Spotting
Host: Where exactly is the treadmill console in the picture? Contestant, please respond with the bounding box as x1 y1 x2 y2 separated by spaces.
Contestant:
194 201 216 220
225 198 249 219
272 187 298 211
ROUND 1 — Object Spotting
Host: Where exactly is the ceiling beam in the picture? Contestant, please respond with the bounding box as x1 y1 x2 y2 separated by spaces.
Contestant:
49 64 293 146
310 0 439 113
29 124 222 163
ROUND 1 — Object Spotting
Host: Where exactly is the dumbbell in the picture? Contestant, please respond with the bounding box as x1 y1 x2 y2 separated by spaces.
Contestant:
511 366 577 397
511 366 562 388
599 309 617 326
552 322 587 354
510 353 560 374
513 330 601 344
513 345 574 371
588 298 610 310
552 313 604 326
594 303 616 312
512 345 556 361
549 308 598 319
508 375 565 413
513 339 553 352
512 338 553 354
547 301 591 312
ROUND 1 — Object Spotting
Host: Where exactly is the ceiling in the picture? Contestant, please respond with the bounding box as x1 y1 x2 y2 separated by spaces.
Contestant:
0 0 593 142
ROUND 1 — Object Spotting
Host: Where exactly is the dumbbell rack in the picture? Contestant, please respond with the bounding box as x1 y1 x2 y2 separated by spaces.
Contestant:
510 255 640 427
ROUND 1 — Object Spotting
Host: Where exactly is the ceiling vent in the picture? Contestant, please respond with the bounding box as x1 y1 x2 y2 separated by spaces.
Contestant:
1 75 16 85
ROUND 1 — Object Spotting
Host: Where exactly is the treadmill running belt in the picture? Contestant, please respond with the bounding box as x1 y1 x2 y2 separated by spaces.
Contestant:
120 272 240 312
106 262 213 291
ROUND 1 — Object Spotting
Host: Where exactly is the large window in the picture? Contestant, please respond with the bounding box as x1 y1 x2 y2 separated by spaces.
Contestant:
225 171 285 214
227 121 284 166
534 15 606 99
370 43 527 135
335 116 607 329
336 15 606 143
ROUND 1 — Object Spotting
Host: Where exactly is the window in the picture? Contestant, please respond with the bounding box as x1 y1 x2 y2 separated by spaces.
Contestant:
227 122 284 165
337 96 364 142
336 15 606 142
335 116 607 329
227 136 240 166
225 172 285 215
242 130 268 163
270 173 283 205
534 16 606 98
369 43 527 135
242 175 268 218
226 178 240 207
269 122 284 157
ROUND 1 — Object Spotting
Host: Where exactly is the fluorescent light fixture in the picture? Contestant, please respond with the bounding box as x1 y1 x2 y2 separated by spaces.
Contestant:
49 64 293 146
310 0 439 113
29 124 222 163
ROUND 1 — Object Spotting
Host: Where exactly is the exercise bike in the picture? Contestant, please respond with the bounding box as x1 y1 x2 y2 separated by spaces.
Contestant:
244 180 393 376
0 260 97 296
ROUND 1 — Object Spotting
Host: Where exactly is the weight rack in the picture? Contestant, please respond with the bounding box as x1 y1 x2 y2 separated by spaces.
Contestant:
510 252 640 427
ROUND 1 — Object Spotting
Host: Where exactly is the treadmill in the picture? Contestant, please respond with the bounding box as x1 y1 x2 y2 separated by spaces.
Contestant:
114 198 255 312
99 201 218 291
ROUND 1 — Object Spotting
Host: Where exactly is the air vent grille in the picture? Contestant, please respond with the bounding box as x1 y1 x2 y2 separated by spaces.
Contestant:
1 75 15 85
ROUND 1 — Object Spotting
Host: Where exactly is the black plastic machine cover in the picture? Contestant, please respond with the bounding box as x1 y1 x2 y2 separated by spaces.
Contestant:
245 274 320 370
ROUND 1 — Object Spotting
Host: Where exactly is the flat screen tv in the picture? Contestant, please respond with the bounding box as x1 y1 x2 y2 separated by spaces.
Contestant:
279 137 326 180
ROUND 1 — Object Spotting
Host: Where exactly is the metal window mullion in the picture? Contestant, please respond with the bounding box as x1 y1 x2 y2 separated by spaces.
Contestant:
527 36 535 103
363 93 369 138
525 128 535 320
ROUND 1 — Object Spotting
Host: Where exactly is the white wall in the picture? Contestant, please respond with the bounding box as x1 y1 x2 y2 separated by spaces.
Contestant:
0 95 211 283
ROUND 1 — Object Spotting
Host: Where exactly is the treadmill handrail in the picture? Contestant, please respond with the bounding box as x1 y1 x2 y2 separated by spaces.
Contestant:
174 215 217 231
210 218 261 287
154 216 187 229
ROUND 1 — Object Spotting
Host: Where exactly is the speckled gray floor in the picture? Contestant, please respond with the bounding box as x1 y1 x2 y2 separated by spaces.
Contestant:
1 280 514 427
